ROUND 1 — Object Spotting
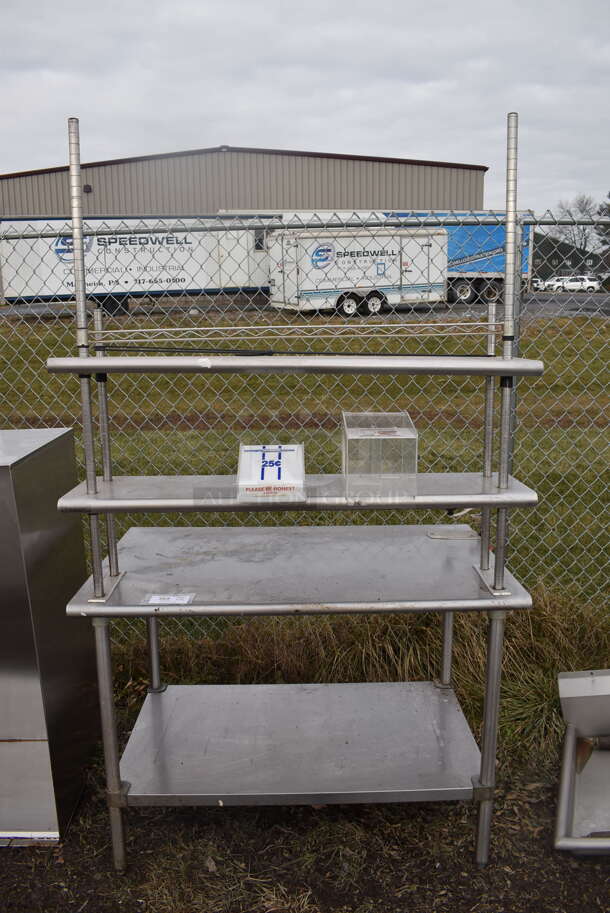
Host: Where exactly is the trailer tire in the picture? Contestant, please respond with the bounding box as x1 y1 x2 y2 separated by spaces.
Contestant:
361 293 385 316
481 280 502 303
98 294 130 316
449 279 476 305
336 295 360 318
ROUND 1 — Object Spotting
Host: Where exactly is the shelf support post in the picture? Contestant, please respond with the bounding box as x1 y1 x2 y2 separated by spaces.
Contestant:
146 618 164 693
93 306 119 577
92 618 126 872
479 298 497 571
493 111 519 591
439 611 454 687
475 608 507 866
494 376 513 589
68 116 105 597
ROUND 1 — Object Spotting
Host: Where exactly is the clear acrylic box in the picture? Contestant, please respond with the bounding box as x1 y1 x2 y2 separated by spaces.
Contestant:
342 412 418 498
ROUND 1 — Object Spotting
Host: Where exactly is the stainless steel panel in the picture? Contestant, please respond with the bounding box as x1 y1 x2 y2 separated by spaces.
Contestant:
0 742 58 838
558 670 610 737
121 683 481 806
0 430 72 740
571 751 610 841
57 472 538 514
66 524 533 617
555 725 610 854
0 429 73 464
0 454 47 739
0 428 98 838
47 355 545 377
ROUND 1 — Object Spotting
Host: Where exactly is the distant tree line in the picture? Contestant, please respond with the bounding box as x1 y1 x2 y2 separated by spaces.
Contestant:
547 192 610 258
595 191 610 252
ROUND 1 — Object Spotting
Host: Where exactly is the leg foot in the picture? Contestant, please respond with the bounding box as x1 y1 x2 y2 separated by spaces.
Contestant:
476 797 493 866
109 807 126 872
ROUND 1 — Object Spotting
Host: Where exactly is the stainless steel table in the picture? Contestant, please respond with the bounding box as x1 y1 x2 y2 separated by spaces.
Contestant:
67 522 533 873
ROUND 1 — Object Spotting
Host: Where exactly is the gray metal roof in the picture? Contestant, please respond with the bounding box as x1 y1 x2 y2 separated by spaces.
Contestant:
0 144 488 181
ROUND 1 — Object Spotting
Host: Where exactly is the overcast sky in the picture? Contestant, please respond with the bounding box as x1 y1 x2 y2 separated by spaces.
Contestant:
2 0 608 212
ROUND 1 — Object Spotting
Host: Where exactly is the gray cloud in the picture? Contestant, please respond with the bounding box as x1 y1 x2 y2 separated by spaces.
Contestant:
2 0 608 212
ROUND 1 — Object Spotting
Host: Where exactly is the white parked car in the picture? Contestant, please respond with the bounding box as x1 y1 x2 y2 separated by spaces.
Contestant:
545 275 601 292
542 275 570 290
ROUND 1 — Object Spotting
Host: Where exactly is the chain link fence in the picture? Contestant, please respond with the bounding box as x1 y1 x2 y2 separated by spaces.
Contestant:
1 212 608 643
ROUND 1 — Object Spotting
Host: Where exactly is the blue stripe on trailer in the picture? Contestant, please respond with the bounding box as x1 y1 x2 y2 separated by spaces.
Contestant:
3 286 270 304
298 283 445 299
382 211 531 277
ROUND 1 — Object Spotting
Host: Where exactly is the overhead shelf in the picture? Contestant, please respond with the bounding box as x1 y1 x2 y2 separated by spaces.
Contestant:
58 472 538 514
46 354 544 377
67 524 532 617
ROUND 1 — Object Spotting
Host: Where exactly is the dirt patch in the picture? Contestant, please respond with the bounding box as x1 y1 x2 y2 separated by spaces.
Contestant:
1 773 608 913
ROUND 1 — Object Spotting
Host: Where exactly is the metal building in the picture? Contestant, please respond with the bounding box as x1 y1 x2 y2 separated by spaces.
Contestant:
0 146 486 218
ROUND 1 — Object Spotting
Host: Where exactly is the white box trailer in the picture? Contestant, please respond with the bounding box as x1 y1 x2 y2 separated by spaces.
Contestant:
267 227 447 317
0 217 268 312
1 215 446 317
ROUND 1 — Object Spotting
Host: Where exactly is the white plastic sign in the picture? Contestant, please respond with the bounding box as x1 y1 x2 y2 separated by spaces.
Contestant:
237 443 305 500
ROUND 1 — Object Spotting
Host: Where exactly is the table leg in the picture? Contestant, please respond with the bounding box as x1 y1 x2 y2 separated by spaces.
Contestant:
147 617 164 692
440 612 454 687
476 609 506 866
93 618 126 872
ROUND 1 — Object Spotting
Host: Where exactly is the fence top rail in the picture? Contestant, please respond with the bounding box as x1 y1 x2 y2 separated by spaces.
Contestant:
47 354 544 377
2 215 609 240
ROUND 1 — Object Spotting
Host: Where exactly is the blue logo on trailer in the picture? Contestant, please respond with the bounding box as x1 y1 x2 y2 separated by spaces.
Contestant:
54 235 93 262
311 244 335 269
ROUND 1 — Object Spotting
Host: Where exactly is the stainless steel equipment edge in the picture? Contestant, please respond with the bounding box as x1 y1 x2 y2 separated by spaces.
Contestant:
47 355 544 377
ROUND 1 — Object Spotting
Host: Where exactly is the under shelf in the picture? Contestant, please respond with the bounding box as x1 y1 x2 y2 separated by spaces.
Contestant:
555 730 610 854
58 472 537 513
47 354 544 377
120 682 481 806
67 524 532 616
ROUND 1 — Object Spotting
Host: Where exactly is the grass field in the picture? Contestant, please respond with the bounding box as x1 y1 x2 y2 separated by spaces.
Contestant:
2 310 608 597
1 309 609 911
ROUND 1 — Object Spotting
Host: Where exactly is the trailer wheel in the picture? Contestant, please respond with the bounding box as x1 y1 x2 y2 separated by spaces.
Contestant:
481 281 502 303
361 293 385 316
450 279 476 305
337 295 360 318
98 294 130 316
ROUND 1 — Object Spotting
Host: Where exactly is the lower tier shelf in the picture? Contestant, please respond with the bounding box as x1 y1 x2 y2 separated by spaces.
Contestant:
121 683 481 806
67 524 532 616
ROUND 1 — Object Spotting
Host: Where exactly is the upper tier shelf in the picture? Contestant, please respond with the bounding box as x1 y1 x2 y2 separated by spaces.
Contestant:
58 472 537 513
46 354 544 377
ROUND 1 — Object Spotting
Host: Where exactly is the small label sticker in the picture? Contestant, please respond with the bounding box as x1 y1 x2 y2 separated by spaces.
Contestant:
143 593 196 605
